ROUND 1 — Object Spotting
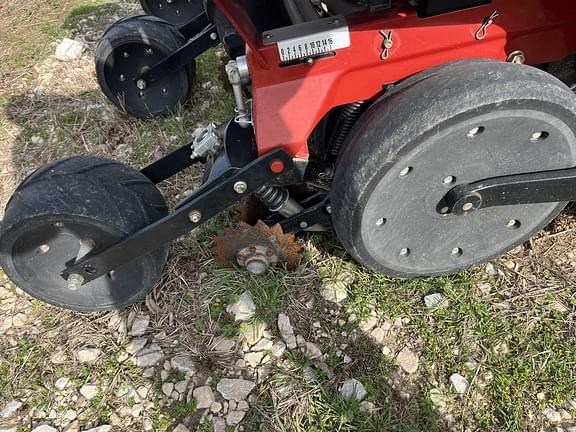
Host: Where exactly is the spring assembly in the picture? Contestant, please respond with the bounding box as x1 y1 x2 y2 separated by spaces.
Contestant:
255 185 289 210
255 185 304 218
328 101 368 157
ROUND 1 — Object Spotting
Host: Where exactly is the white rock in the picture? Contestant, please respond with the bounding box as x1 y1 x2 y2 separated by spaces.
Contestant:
306 342 323 360
193 386 215 409
142 367 155 378
55 38 86 61
162 382 174 397
31 426 58 432
0 316 12 334
241 320 267 346
0 285 12 299
563 400 576 410
125 338 147 355
296 334 306 347
244 351 268 367
54 377 70 390
212 337 236 352
396 347 419 374
226 291 256 321
237 400 249 411
135 351 163 368
129 315 150 337
63 409 77 421
174 380 188 394
0 400 22 418
213 417 227 432
543 407 562 423
424 293 449 309
370 327 387 345
84 427 112 432
0 426 17 432
340 378 367 401
271 340 286 357
226 410 246 426
217 379 255 401
76 348 101 364
172 425 189 432
12 313 28 328
343 354 352 364
359 314 378 332
210 402 223 413
171 356 196 375
251 338 273 352
80 384 99 400
320 280 348 303
449 373 469 395
278 314 297 349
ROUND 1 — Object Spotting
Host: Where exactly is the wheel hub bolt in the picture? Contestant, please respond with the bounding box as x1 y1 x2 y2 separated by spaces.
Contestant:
233 181 248 194
245 257 269 275
136 79 147 90
67 273 84 291
189 210 202 223
462 202 474 212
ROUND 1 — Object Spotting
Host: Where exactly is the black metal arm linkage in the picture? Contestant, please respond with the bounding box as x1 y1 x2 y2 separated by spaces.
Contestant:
140 140 204 184
136 23 219 85
62 149 294 284
440 166 576 216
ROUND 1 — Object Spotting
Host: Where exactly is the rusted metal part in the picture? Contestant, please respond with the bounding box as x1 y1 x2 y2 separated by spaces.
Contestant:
213 220 304 272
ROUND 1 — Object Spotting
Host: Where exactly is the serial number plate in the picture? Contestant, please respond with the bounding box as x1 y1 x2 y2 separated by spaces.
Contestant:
263 16 350 63
277 28 350 62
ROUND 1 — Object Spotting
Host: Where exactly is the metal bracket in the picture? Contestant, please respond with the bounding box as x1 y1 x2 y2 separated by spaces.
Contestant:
136 23 219 85
438 166 576 216
62 149 294 284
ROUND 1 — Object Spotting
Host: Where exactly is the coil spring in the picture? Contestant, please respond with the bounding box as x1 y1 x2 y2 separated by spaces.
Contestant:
328 101 368 157
255 185 288 210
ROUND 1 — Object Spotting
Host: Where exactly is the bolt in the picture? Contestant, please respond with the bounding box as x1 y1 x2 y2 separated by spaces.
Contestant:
188 210 202 223
383 39 393 49
233 181 248 194
210 32 218 41
462 202 474 212
136 79 147 90
245 257 269 275
166 0 173 3
67 273 84 291
305 58 314 65
300 221 309 229
325 204 332 214
264 33 272 39
507 50 526 64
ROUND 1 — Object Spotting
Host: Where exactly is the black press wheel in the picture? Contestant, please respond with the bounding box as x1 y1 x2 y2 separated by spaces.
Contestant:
0 156 169 311
95 16 194 118
140 0 204 27
332 60 576 278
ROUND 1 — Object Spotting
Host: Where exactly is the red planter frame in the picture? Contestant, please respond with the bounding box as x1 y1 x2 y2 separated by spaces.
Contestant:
213 0 576 158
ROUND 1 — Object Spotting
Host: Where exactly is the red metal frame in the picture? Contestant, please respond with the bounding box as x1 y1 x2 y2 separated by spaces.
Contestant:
214 0 576 159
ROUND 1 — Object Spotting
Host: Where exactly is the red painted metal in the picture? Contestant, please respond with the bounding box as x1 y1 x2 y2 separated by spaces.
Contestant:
212 0 576 159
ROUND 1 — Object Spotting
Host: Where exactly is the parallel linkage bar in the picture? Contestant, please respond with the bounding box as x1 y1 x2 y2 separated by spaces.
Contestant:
440 166 576 216
62 149 294 284
178 11 211 39
136 23 219 85
140 140 204 184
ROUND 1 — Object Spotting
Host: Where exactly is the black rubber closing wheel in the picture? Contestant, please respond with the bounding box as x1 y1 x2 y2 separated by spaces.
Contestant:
0 157 169 311
140 0 203 27
332 60 576 277
96 16 194 118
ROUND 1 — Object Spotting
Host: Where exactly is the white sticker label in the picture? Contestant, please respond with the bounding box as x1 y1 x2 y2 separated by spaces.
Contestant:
277 27 350 62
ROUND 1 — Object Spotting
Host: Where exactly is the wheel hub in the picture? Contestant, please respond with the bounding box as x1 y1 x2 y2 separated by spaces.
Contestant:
360 109 576 275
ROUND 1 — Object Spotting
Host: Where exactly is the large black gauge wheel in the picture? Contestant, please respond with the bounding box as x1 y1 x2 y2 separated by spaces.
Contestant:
95 16 194 118
0 156 169 311
140 0 204 27
332 60 576 278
